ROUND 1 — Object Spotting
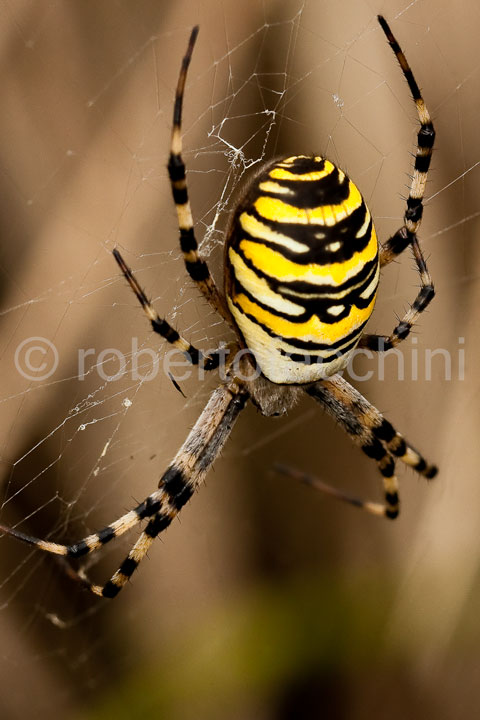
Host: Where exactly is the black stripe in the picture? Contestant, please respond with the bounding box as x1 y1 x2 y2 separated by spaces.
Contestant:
144 513 172 538
276 260 379 307
136 495 161 520
119 556 139 578
393 322 410 340
160 466 194 510
373 421 409 458
361 439 385 461
172 186 188 205
231 266 376 326
151 319 180 344
202 350 223 371
403 69 422 102
414 154 431 173
185 260 210 282
360 336 390 351
382 227 413 256
98 526 116 545
234 239 378 298
418 124 435 149
101 558 139 596
179 228 196 253
185 346 200 365
412 285 435 311
173 95 183 128
414 458 427 473
261 166 351 208
276 258 378 300
275 156 326 174
234 296 369 352
236 202 373 266
275 256 378 297
232 296 369 351
405 197 423 223
386 491 398 505
379 457 395 477
102 581 121 599
279 334 361 365
167 153 185 182
67 541 90 558
373 419 396 443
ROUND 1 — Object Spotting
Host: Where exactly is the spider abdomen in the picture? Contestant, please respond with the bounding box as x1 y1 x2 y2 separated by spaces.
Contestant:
225 155 379 384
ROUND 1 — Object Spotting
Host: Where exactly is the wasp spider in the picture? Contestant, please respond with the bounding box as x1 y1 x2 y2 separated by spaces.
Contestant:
1 16 437 598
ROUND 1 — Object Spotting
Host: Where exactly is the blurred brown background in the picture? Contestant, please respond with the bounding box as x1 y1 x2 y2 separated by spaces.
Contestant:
0 1 478 718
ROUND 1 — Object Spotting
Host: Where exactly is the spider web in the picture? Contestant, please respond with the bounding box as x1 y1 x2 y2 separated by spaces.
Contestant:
0 0 479 717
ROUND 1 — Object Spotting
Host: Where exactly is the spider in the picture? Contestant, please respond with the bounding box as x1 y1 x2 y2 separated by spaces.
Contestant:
1 16 437 598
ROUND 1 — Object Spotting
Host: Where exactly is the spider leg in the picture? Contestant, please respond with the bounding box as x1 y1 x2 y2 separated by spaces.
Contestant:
359 236 434 351
281 374 436 518
275 464 388 517
360 16 435 351
0 479 187 560
167 27 231 324
303 378 400 518
1 379 248 598
377 15 435 266
113 249 231 370
309 375 437 478
89 379 248 598
0 504 154 559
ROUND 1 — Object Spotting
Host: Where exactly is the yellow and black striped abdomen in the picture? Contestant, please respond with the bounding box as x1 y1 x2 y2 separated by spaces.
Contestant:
225 155 379 384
